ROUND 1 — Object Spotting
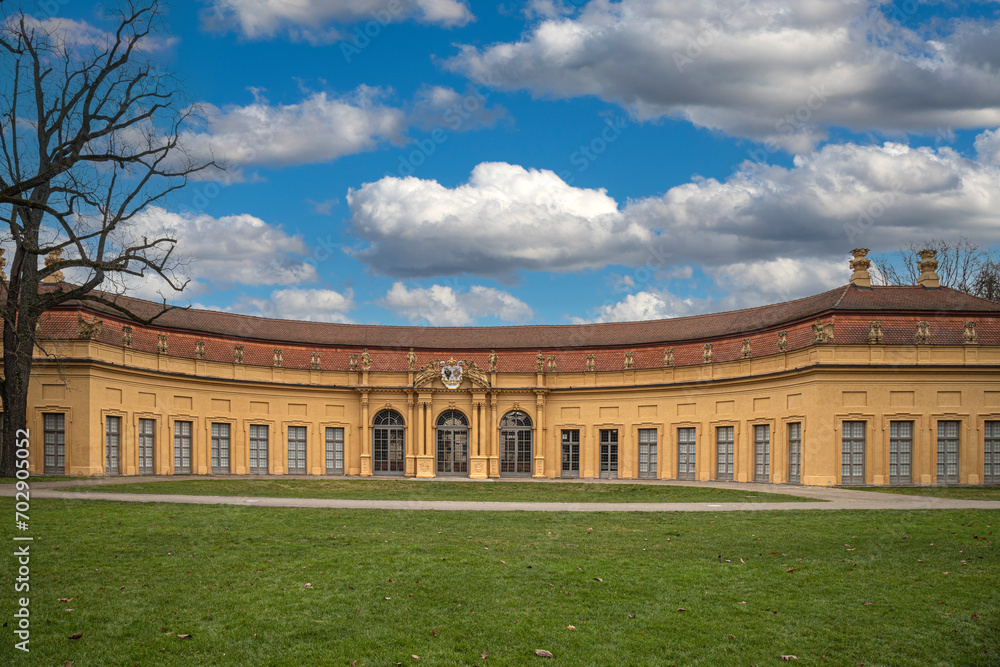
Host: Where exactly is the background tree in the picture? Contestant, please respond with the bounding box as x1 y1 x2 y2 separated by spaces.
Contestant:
871 237 1000 301
0 1 212 477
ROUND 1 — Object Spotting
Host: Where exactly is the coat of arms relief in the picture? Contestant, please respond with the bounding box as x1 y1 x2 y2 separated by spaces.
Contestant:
413 356 490 389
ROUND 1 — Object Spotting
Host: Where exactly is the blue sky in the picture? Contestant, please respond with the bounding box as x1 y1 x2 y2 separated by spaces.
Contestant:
36 0 1000 325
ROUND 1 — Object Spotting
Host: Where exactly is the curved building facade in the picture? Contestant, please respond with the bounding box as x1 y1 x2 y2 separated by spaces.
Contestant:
15 251 1000 486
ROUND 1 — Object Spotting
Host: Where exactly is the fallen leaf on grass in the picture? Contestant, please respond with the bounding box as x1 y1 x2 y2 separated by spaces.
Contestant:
677 608 687 612
177 634 192 639
482 649 488 659
304 583 313 589
411 655 420 660
58 598 72 602
535 649 554 658
566 625 576 630
728 634 736 639
68 633 82 640
738 601 747 605
781 656 798 661
594 577 603 582
863 602 873 606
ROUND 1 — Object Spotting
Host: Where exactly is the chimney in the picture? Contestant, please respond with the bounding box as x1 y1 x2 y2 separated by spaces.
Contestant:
849 248 872 288
917 249 940 288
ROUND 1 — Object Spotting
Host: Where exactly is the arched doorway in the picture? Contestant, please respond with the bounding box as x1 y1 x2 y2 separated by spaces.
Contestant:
373 409 405 475
500 410 533 476
436 410 469 475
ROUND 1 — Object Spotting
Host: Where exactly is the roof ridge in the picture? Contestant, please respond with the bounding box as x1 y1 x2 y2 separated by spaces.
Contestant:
831 283 853 310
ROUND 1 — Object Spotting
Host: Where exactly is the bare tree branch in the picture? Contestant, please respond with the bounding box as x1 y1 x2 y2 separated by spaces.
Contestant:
0 1 217 476
870 236 1000 302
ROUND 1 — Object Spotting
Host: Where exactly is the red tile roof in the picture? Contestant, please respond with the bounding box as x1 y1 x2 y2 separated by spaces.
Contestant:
48 283 1000 350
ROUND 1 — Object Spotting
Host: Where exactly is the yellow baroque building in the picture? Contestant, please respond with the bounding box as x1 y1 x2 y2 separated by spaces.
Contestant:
14 250 1000 486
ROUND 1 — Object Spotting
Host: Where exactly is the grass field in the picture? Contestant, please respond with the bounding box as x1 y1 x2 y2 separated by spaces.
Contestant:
856 486 1000 501
2 499 997 665
59 478 819 503
0 476 88 484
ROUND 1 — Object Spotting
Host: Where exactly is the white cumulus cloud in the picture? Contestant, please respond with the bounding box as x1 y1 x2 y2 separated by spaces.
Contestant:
96 207 319 301
348 137 1000 283
447 0 1000 150
8 14 178 54
623 138 1000 266
230 288 355 322
582 257 844 323
181 87 407 179
379 282 533 325
347 161 655 279
201 0 472 42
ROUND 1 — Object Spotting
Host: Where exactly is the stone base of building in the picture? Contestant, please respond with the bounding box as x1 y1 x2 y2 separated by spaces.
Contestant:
415 455 435 478
469 456 489 478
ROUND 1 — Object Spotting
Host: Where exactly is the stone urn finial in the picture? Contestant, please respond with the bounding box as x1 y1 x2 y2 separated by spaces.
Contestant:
849 248 871 288
917 249 940 288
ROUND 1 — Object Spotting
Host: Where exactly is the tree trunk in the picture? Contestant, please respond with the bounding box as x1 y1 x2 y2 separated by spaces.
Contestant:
1 247 42 478
0 351 32 477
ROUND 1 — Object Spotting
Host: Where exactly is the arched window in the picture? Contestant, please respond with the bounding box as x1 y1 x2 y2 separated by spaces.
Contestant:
372 409 405 474
500 410 533 476
437 410 469 428
436 410 469 475
499 411 532 429
374 409 404 426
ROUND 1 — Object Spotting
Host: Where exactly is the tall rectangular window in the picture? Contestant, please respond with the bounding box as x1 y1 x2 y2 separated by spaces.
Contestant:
677 427 696 481
985 421 1000 485
889 421 913 485
842 421 866 485
716 426 734 482
937 420 960 484
637 428 657 479
249 425 269 474
787 422 801 484
43 413 66 475
754 424 770 482
561 429 580 478
599 429 618 479
326 427 344 475
174 421 192 474
138 418 156 475
288 426 307 475
211 422 230 474
105 416 120 476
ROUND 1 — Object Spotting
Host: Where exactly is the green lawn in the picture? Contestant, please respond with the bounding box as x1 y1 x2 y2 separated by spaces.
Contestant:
0 475 89 484
60 478 819 503
2 499 997 665
856 486 1000 501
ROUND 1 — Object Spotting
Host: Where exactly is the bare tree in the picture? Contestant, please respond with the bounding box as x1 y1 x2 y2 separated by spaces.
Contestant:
871 236 1000 301
0 1 214 477
971 257 1000 302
